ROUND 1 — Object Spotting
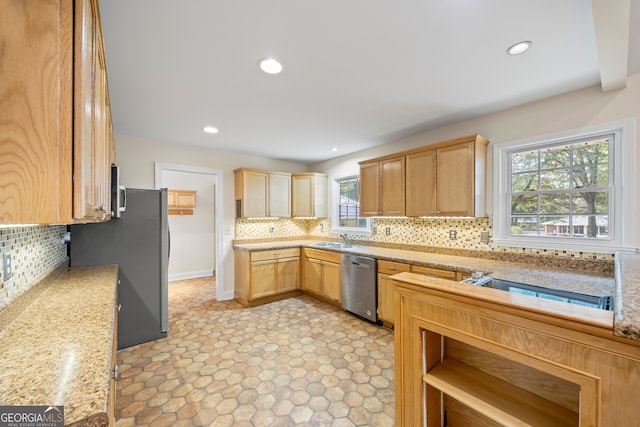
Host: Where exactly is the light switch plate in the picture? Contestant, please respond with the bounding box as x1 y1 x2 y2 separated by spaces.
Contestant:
3 253 12 282
385 227 391 236
480 231 490 243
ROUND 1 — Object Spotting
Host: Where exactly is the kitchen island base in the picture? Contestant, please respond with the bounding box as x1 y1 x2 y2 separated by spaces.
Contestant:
392 272 640 427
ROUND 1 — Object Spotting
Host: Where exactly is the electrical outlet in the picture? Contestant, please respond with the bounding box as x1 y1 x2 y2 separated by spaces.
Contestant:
269 224 275 233
449 229 457 240
3 253 12 282
371 226 377 235
480 231 490 243
385 227 391 236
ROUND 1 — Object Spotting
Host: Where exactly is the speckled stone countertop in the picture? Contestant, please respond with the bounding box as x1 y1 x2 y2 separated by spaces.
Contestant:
0 265 118 426
233 240 636 338
234 240 614 295
614 252 640 341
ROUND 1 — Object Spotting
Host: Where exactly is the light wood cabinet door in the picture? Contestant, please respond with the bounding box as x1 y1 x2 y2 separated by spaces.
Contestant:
380 156 405 215
277 257 300 293
302 258 323 295
360 156 404 216
250 260 277 298
406 150 437 216
0 0 73 223
322 261 341 303
292 173 328 218
235 168 292 218
377 273 395 324
436 141 475 216
73 0 111 221
358 134 488 219
168 190 197 208
359 162 380 216
268 172 291 217
73 0 98 220
238 170 268 218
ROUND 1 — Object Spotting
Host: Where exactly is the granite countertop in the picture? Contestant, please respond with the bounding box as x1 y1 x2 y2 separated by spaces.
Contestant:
234 240 614 295
614 252 640 341
234 240 633 338
0 265 119 426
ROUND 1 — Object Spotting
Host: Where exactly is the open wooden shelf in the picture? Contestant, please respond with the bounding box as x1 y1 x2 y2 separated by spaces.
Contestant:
423 358 578 427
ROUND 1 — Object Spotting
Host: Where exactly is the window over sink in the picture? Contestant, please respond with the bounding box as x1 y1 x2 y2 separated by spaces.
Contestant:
332 174 370 234
492 119 637 252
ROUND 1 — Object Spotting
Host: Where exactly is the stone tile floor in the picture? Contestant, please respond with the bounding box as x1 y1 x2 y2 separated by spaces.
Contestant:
115 277 395 426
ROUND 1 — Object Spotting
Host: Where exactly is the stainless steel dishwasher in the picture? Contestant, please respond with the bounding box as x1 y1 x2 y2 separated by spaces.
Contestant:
341 253 378 323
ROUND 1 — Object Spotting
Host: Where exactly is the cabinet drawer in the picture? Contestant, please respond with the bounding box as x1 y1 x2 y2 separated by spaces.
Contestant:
251 248 300 261
378 260 411 275
303 248 341 264
411 265 457 280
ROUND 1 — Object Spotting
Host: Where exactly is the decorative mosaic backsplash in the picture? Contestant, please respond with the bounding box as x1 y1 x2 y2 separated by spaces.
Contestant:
236 216 616 261
0 225 68 307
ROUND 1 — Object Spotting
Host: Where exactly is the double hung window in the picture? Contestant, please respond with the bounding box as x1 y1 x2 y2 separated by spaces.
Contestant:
332 175 370 233
493 119 636 252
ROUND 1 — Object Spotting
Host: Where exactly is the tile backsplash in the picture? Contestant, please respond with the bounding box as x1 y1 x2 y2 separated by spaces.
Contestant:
236 216 615 261
0 225 68 307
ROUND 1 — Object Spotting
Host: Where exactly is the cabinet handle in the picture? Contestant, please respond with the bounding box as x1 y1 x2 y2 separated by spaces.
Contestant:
388 267 396 270
112 364 119 380
116 304 121 312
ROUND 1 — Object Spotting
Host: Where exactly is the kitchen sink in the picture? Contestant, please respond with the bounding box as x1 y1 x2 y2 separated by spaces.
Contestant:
311 242 353 249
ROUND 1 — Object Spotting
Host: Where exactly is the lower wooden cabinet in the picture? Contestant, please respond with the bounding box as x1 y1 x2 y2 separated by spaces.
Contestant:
378 260 469 326
393 273 640 427
302 248 342 304
234 248 300 306
236 246 472 315
377 260 411 325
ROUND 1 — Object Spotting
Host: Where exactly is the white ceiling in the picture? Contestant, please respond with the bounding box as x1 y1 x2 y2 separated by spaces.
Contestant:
99 0 639 165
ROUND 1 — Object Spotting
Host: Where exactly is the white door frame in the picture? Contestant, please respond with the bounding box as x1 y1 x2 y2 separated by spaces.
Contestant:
154 162 224 301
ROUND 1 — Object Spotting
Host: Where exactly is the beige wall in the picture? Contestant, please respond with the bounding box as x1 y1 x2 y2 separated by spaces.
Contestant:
311 73 640 250
115 135 308 299
116 73 640 297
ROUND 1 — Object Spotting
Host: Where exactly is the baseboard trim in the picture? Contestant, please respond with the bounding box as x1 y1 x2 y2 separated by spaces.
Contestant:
169 269 214 282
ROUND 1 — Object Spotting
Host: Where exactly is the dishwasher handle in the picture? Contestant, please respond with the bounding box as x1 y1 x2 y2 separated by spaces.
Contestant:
351 261 371 268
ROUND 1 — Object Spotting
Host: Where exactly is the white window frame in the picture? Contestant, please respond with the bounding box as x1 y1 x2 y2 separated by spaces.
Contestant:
492 118 637 252
331 172 371 235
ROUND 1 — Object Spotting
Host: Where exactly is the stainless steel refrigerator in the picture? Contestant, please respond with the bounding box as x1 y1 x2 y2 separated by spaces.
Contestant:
70 188 169 349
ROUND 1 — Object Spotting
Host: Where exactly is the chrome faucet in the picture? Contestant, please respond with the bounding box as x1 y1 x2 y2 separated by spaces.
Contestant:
340 233 349 244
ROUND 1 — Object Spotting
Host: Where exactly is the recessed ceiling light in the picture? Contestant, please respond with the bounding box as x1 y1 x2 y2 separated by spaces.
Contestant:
331 147 339 152
258 58 283 74
506 41 532 55
203 126 218 134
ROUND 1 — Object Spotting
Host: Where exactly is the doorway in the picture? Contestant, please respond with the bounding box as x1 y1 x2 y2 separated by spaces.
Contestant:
154 162 224 301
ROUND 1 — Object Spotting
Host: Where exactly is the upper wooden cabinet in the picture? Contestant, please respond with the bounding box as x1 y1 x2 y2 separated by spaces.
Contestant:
292 173 328 218
167 189 197 215
0 0 114 224
234 168 291 218
168 189 197 208
359 156 405 216
360 134 488 218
